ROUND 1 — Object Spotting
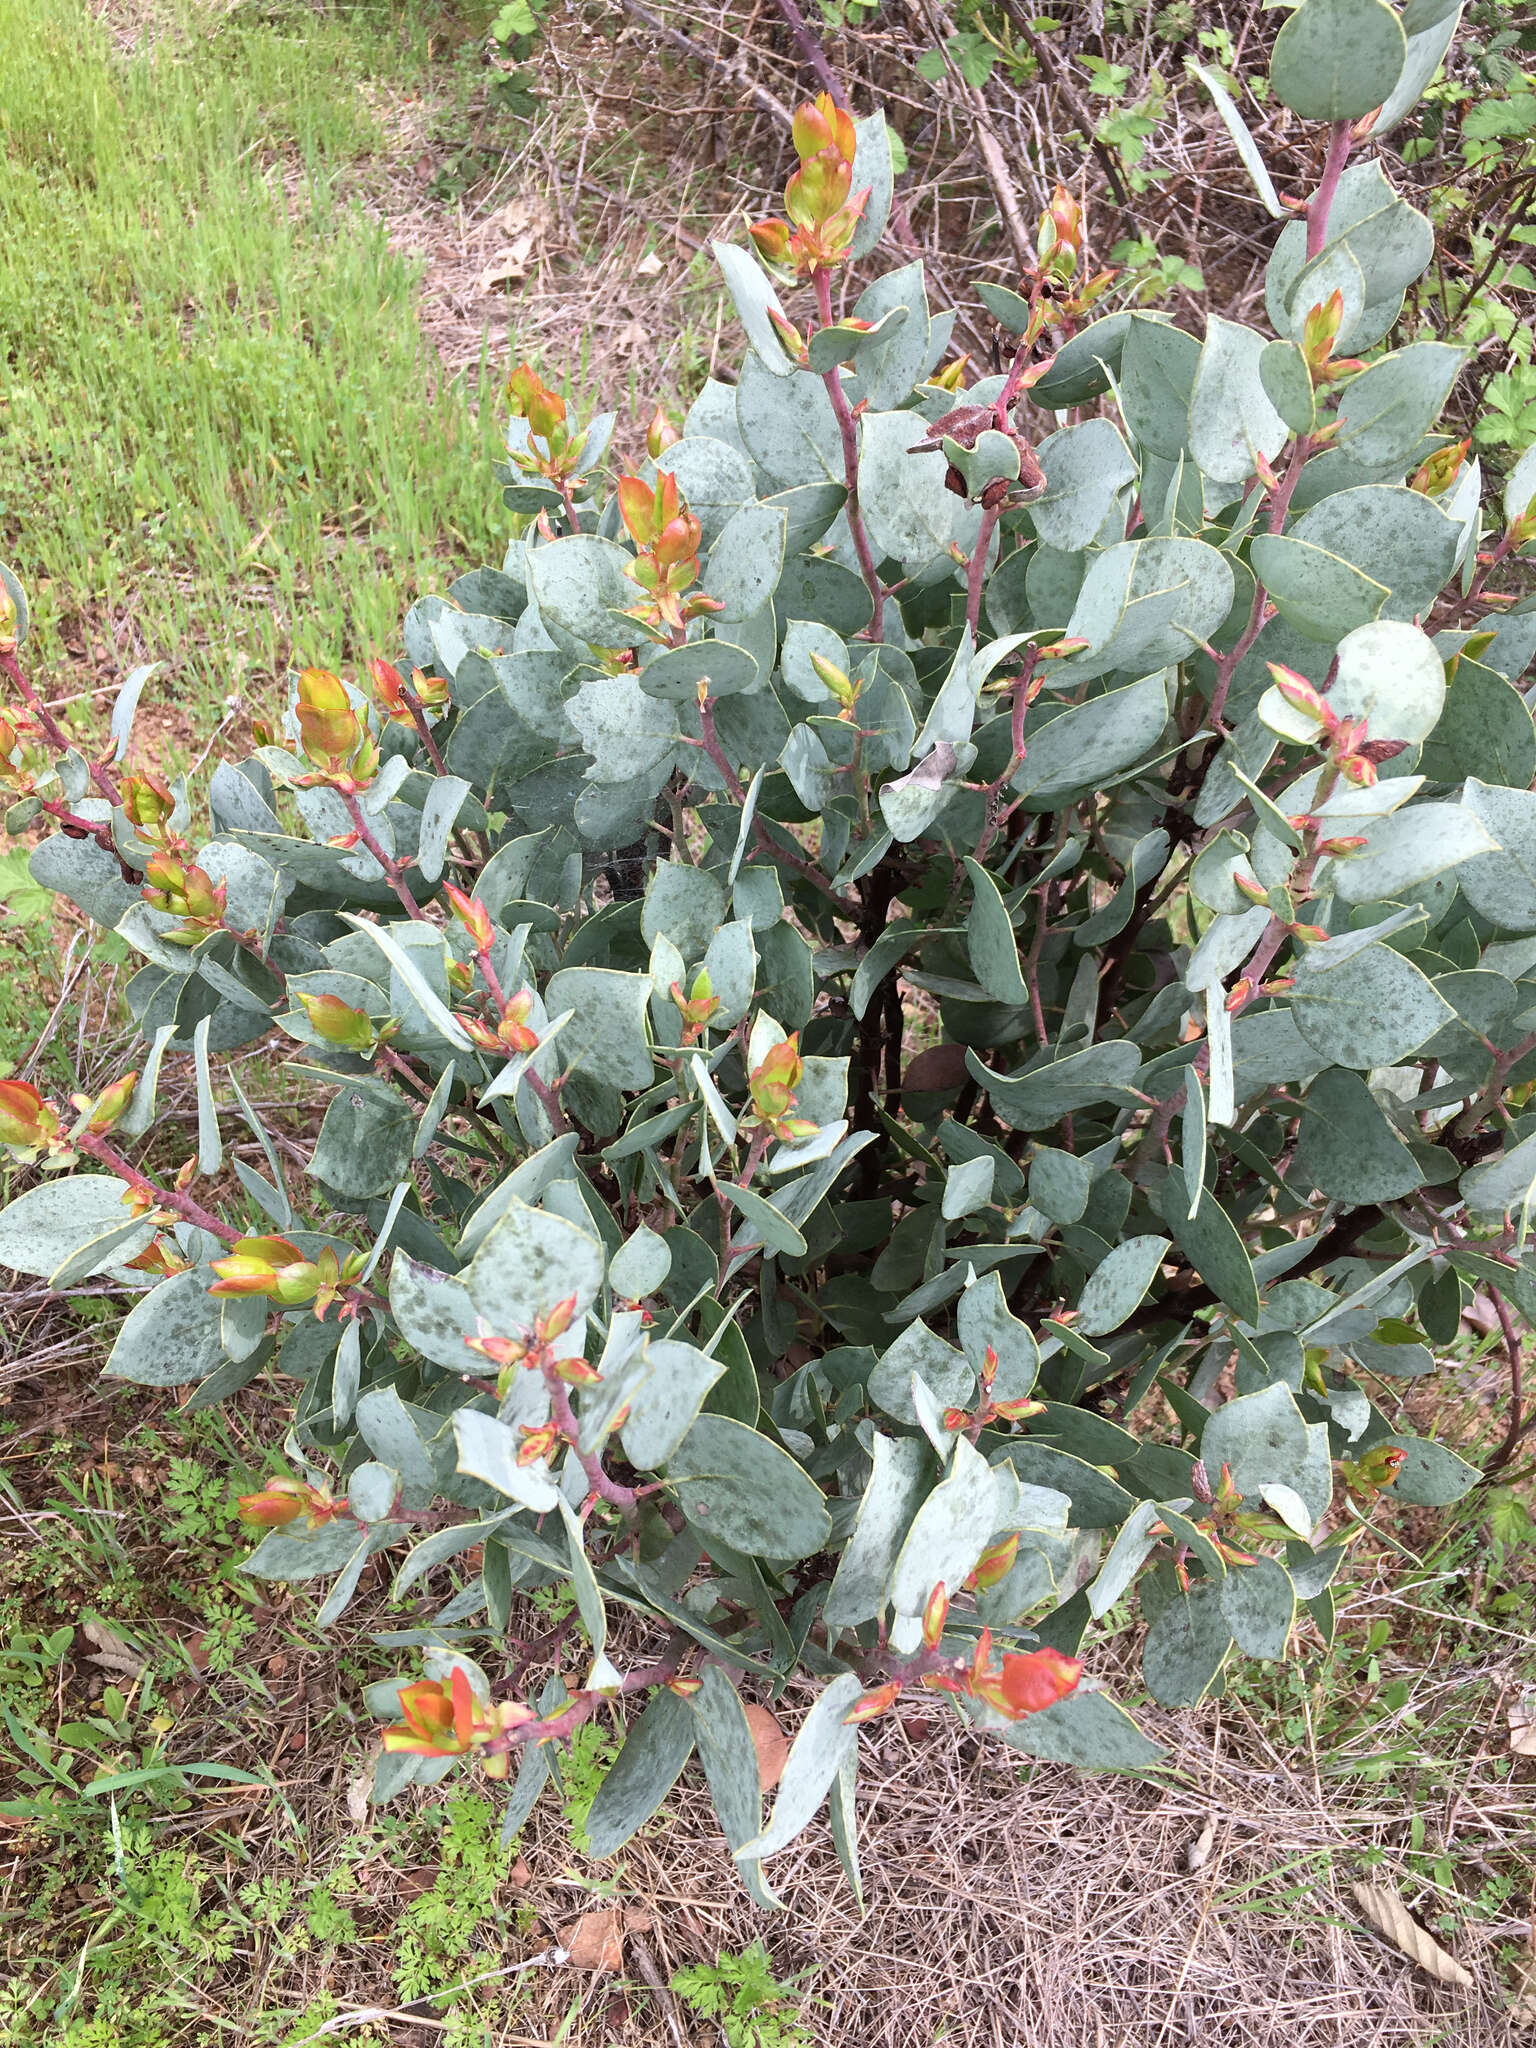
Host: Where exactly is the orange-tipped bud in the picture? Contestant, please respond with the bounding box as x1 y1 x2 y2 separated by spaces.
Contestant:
0 1077 60 1153
646 405 680 459
1038 185 1082 279
1316 834 1369 857
85 1072 139 1135
457 1013 506 1054
1231 870 1270 908
843 1681 903 1725
1301 290 1344 374
617 472 663 547
652 509 702 572
295 666 365 772
238 1476 343 1529
517 1420 561 1467
443 881 496 954
749 1034 806 1134
1341 1442 1408 1496
990 1393 1046 1422
413 665 450 712
1267 663 1332 728
142 853 227 930
1225 978 1253 1014
1336 753 1378 789
293 990 377 1051
786 152 853 231
494 987 539 1054
979 1343 1000 1392
381 1670 478 1757
921 1581 949 1650
464 1329 527 1369
1409 438 1470 497
766 304 809 362
536 1294 579 1344
209 1235 350 1310
552 1352 603 1386
670 968 721 1046
942 1406 974 1432
369 657 414 724
506 364 568 446
967 1533 1020 1592
120 772 177 841
968 1639 1083 1720
237 1486 302 1527
808 651 858 714
792 92 856 167
931 354 970 391
748 216 794 266
1291 922 1330 944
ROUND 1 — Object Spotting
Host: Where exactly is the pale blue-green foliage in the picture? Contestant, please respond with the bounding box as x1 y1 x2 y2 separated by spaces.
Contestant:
1 0 1531 1893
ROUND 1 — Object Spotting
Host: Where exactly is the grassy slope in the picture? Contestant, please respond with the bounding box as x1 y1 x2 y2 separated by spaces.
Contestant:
0 0 504 725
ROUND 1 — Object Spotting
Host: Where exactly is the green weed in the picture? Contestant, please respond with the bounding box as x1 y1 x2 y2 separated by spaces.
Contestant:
670 1940 816 2048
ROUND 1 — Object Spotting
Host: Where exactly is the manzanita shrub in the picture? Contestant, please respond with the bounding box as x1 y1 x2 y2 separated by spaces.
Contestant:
3 0 1536 1894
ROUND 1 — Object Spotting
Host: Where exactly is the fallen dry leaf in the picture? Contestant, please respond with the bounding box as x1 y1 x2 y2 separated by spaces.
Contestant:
1351 1881 1475 1988
478 242 535 294
559 1907 624 1972
1508 1702 1536 1756
743 1703 789 1791
1186 1816 1216 1872
82 1621 146 1680
509 1856 532 1887
635 250 663 277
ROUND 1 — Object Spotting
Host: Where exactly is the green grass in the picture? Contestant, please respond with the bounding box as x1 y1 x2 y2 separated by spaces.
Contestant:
0 0 505 721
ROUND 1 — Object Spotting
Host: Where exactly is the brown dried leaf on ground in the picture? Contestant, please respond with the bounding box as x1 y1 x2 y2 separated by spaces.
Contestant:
559 1907 624 1972
1508 1701 1536 1755
1351 1882 1477 1989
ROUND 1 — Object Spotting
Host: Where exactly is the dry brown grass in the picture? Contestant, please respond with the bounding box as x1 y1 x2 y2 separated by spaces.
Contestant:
2 1306 1531 2048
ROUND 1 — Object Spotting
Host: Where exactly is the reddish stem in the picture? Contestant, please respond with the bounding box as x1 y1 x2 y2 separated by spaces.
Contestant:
36 795 119 856
1207 440 1310 727
813 268 886 639
697 695 745 801
699 695 857 916
1 646 122 808
1482 1288 1536 1481
545 1366 639 1519
402 689 448 777
77 1132 238 1244
480 1639 690 1760
337 788 427 921
969 652 1040 866
965 502 1002 641
474 942 570 1135
375 1042 433 1100
1307 122 1354 262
